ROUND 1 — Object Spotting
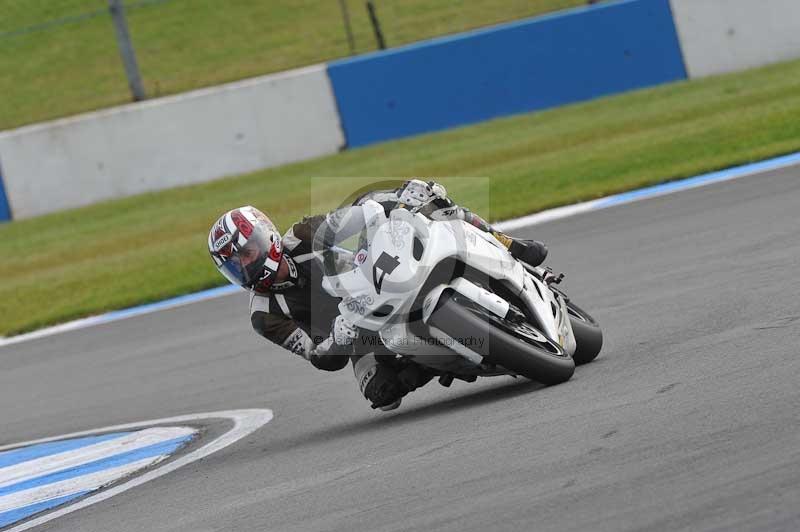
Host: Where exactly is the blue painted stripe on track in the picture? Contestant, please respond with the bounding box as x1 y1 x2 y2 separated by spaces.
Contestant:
0 434 193 496
0 491 90 528
0 158 12 222
595 152 800 208
0 433 130 469
90 284 241 325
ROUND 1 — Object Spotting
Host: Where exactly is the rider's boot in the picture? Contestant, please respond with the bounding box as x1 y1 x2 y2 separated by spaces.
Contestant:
509 238 548 267
375 363 434 410
352 353 409 410
492 231 549 267
397 362 434 392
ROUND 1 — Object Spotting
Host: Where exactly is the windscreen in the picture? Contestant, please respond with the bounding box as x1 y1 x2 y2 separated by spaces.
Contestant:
313 205 371 277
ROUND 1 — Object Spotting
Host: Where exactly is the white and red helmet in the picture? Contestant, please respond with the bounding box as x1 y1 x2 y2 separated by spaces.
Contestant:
208 206 283 291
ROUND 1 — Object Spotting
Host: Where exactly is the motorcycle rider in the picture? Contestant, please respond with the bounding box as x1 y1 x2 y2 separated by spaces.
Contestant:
207 179 548 410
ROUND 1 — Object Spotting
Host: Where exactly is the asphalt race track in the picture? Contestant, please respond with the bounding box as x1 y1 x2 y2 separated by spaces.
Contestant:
2 169 800 532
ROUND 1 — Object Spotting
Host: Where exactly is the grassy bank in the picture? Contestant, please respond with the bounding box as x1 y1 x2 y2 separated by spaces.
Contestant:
2 57 800 336
0 0 585 130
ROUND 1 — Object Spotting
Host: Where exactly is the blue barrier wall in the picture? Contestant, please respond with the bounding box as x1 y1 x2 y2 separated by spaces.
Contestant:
327 0 687 148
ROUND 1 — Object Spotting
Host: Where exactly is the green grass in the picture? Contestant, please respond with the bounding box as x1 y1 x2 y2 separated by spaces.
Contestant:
2 57 800 336
0 0 586 130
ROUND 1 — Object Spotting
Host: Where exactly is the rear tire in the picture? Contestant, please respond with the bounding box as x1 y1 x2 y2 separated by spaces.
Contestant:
428 292 574 385
566 300 603 365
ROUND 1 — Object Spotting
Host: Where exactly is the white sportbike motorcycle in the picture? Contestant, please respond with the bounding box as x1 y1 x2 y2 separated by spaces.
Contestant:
320 200 602 387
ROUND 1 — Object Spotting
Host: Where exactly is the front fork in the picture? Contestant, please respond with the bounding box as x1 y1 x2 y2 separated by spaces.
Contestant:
520 265 577 356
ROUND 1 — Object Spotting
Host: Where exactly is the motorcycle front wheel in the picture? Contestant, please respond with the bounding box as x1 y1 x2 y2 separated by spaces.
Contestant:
565 300 603 365
427 292 575 385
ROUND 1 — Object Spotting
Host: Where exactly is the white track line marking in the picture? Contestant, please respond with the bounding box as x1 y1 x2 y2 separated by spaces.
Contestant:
0 427 194 489
493 199 605 232
0 457 160 514
1 409 273 532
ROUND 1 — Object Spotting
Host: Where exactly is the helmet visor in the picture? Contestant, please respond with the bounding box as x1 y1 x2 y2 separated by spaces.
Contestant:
217 224 273 288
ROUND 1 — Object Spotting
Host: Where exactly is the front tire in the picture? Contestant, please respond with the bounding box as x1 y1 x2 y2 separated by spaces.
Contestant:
566 300 603 365
427 292 574 385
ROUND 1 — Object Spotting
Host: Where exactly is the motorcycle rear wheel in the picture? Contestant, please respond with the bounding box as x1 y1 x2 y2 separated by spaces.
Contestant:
427 292 575 385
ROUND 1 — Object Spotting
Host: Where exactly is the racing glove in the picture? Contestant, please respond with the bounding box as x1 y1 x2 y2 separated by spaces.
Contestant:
333 315 359 345
397 179 447 208
307 316 358 371
280 325 351 371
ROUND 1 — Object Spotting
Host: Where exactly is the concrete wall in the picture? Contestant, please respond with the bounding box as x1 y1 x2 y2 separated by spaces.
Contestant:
671 0 800 78
328 0 686 147
0 64 344 220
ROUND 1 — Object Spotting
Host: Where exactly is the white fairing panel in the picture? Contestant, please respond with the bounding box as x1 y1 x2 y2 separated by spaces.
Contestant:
321 200 576 367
